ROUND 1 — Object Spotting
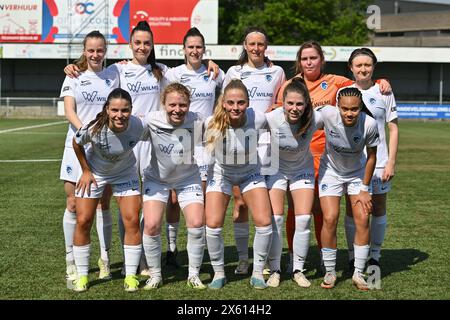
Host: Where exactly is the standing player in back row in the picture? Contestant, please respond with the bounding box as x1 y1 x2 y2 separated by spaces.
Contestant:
223 27 285 275
343 48 399 273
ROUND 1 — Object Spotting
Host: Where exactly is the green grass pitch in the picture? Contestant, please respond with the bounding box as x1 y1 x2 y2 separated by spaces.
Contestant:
0 119 449 300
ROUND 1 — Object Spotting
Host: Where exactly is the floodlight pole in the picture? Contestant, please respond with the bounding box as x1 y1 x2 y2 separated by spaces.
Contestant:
439 63 443 105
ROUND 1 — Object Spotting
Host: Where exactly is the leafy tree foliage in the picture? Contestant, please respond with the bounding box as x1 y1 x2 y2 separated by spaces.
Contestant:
219 0 370 45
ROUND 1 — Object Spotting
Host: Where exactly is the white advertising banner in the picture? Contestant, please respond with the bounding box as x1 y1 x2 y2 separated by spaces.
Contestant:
0 0 42 42
3 43 450 63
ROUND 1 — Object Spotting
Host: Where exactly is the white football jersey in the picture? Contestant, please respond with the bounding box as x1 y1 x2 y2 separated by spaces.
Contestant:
143 110 202 184
223 63 286 113
205 108 267 175
165 64 225 119
74 115 146 178
60 68 119 147
351 83 398 168
111 62 169 119
265 107 316 174
315 105 379 177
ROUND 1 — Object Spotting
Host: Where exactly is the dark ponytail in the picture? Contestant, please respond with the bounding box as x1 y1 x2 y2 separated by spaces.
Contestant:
87 88 133 137
130 21 163 81
283 77 313 136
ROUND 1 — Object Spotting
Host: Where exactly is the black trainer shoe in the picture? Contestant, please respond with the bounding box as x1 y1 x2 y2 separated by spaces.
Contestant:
165 250 180 268
367 258 379 267
348 259 355 274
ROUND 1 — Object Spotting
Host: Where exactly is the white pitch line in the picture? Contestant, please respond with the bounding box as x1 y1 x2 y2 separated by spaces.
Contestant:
0 121 67 134
0 159 61 163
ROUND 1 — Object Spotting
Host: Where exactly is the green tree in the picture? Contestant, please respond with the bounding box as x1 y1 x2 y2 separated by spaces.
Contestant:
219 0 370 45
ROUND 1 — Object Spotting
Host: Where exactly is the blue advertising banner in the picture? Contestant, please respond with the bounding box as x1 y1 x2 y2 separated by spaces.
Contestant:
397 104 450 119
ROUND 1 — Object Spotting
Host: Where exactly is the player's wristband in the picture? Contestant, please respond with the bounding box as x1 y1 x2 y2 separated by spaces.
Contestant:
360 184 369 192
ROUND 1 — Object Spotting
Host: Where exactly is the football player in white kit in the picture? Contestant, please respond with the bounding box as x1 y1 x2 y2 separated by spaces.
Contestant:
204 79 273 289
343 48 399 273
163 27 225 268
222 27 285 275
264 78 316 288
71 88 146 292
141 83 207 290
315 87 379 290
60 31 119 284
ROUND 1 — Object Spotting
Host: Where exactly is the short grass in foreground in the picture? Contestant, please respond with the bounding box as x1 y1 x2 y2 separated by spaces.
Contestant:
0 119 449 300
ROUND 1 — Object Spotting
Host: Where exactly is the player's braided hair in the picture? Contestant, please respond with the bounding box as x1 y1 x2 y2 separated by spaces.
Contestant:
87 88 133 137
130 21 163 81
206 79 249 151
74 30 106 72
282 77 314 137
337 87 374 118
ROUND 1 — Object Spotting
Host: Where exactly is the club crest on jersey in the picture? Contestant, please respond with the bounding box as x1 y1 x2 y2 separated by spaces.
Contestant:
105 79 111 86
353 135 361 144
265 74 273 82
320 81 328 90
369 98 376 105
203 74 210 82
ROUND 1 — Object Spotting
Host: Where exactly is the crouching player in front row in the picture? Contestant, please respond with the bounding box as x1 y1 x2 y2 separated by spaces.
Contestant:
71 88 146 292
316 87 379 290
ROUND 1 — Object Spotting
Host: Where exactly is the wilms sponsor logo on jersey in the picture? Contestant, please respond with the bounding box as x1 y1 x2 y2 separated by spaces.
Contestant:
248 87 273 99
188 87 213 99
127 82 159 93
82 91 106 103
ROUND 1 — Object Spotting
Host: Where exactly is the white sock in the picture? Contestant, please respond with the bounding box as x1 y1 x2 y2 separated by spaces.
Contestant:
63 209 77 262
205 226 224 274
321 248 337 275
233 222 249 261
166 222 179 253
370 215 387 261
293 214 311 272
354 244 370 273
124 244 142 276
267 215 284 272
73 244 91 276
252 225 273 276
345 215 356 261
143 233 162 277
187 226 206 278
96 209 112 262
